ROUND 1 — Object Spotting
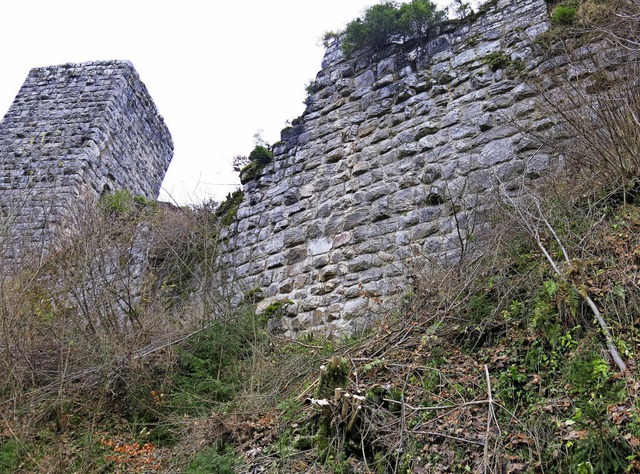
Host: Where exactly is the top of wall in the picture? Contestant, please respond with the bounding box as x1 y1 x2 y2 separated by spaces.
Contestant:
0 60 173 198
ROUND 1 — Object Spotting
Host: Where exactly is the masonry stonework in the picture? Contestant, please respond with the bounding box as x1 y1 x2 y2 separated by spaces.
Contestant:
217 0 557 336
0 60 173 263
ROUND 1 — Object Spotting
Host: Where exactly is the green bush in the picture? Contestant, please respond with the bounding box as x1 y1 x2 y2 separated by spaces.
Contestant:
99 189 134 214
215 190 243 227
398 0 443 39
342 0 445 55
239 145 273 184
551 5 578 25
99 190 152 215
248 145 272 166
169 306 266 414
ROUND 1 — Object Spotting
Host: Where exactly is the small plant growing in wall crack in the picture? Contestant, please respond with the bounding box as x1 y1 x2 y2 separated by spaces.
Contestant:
262 300 293 319
481 50 526 78
215 190 244 227
99 189 154 216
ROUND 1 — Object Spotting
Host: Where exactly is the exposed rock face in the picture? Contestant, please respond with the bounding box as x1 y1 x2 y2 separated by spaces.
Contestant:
218 0 554 336
0 60 173 264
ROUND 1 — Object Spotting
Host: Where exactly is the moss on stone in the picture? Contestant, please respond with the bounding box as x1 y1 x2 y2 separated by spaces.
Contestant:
239 146 273 184
216 190 244 227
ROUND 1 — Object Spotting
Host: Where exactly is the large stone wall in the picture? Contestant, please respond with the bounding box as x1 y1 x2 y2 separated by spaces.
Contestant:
0 60 173 263
218 0 556 336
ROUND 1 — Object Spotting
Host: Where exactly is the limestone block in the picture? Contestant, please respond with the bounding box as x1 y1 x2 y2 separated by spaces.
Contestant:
283 228 305 247
343 209 370 231
343 298 369 319
266 253 285 269
391 188 417 212
308 238 333 256
333 231 352 248
480 137 514 167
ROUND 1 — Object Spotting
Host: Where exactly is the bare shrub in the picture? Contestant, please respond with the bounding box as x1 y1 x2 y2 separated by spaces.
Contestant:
530 0 640 203
0 192 228 447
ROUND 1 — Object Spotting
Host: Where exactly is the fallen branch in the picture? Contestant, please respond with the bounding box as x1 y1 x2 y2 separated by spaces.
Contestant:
382 397 490 412
503 191 628 372
483 364 496 474
0 325 208 407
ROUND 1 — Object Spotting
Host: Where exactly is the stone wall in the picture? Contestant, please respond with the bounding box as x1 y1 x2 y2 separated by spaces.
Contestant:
217 0 556 336
0 60 173 264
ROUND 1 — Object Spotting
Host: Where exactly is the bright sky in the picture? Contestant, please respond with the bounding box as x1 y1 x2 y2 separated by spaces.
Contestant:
0 0 450 205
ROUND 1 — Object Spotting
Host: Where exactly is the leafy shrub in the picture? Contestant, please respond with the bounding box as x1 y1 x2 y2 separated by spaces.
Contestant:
99 189 134 214
239 145 273 184
482 51 511 71
397 0 444 39
551 5 578 25
342 0 446 55
344 2 401 54
248 145 272 166
133 194 152 207
215 190 243 227
169 306 266 414
99 189 153 216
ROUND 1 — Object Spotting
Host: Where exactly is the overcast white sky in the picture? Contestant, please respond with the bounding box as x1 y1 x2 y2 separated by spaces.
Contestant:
0 0 449 205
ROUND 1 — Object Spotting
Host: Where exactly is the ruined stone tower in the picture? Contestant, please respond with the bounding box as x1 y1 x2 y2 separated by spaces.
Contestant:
0 60 173 264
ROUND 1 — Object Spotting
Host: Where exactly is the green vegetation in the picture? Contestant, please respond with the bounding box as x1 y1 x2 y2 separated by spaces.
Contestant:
186 446 241 473
99 189 135 214
547 0 619 28
0 440 24 472
99 189 155 216
480 50 526 79
239 145 273 184
2 190 640 471
482 51 511 71
342 0 446 55
551 4 578 25
215 190 243 227
170 307 266 414
261 300 291 319
1 1 639 472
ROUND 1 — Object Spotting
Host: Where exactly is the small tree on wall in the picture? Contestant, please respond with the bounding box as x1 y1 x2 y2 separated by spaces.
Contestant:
449 0 473 18
342 0 446 55
398 0 446 41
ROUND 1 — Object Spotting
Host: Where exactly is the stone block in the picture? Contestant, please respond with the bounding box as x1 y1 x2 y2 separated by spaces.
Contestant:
333 231 352 248
343 209 370 231
343 298 369 319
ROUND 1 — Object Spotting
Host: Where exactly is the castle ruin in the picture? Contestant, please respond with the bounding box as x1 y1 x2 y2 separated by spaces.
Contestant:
0 60 173 264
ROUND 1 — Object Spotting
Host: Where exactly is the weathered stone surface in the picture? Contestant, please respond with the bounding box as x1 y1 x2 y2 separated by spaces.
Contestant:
308 237 333 256
0 60 172 264
215 0 626 337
